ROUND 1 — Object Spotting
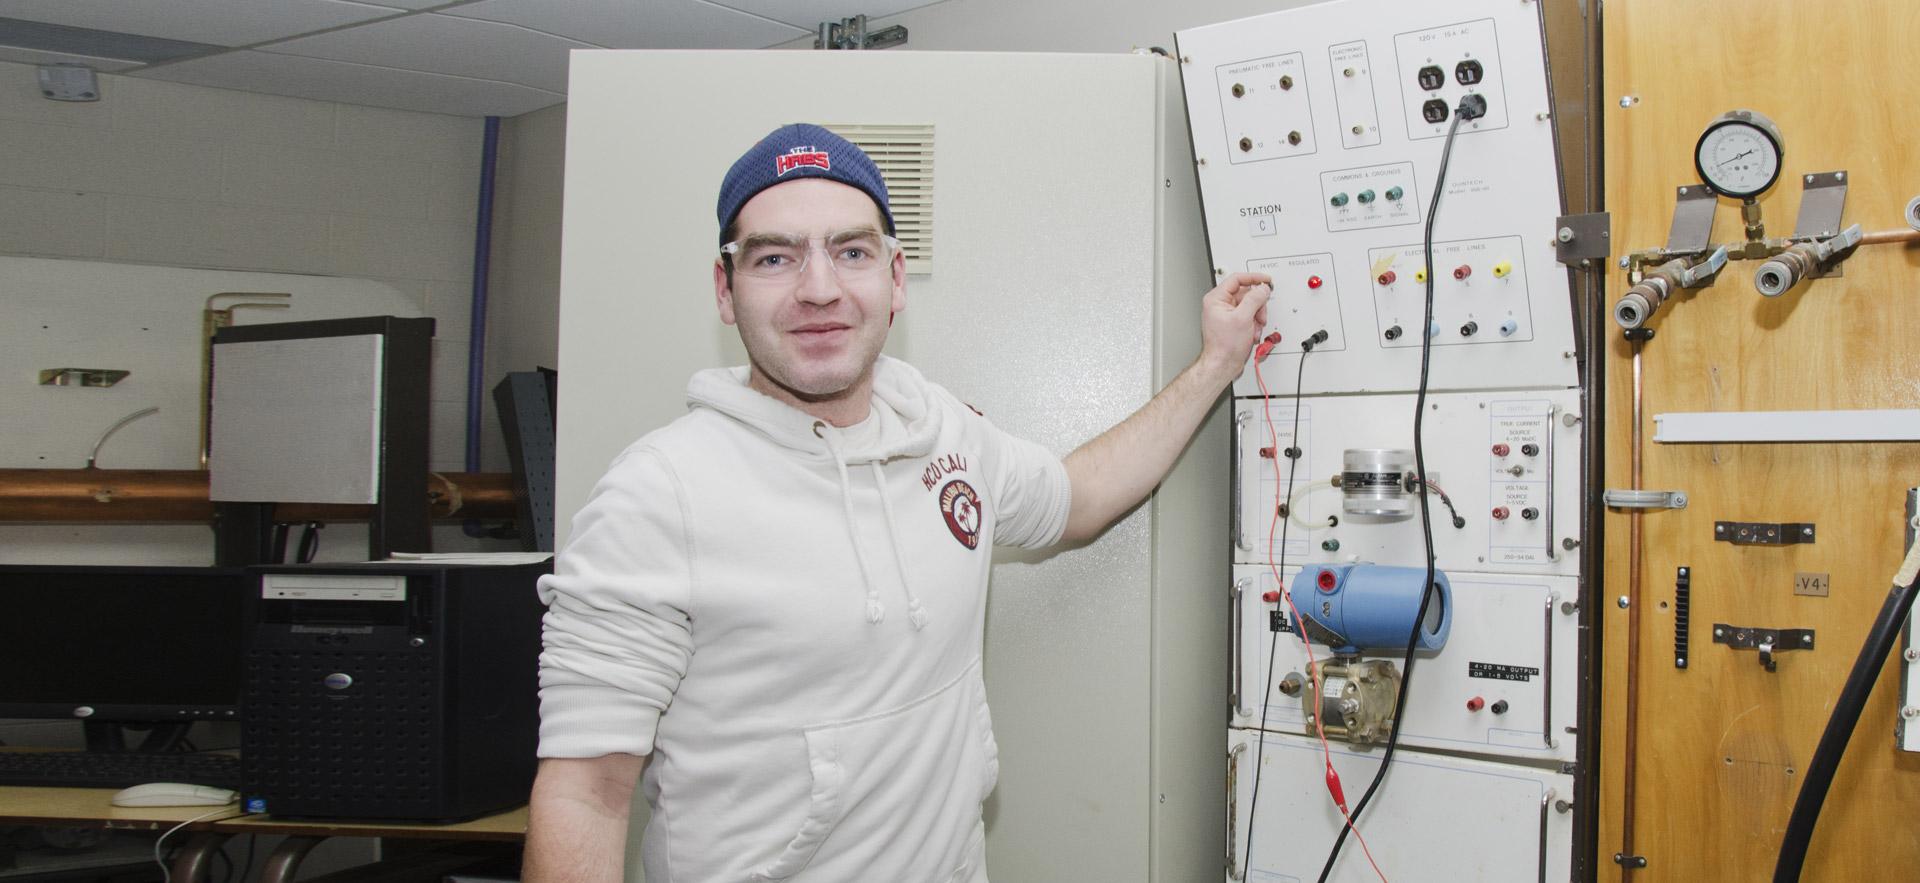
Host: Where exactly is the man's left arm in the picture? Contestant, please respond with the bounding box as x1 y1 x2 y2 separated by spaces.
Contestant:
1060 272 1273 543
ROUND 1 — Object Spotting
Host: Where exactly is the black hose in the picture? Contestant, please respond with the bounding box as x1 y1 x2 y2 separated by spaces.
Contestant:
1772 571 1920 882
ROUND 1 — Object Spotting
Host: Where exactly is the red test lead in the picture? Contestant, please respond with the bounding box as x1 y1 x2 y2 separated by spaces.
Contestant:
1253 331 1283 362
1325 760 1349 813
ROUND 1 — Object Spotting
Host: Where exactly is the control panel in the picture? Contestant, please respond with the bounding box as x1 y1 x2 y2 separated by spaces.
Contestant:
1184 2 1580 879
1234 565 1577 763
1234 389 1581 575
1178 0 1573 397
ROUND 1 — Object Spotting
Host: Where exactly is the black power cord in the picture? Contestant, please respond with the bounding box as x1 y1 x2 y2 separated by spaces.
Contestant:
1317 101 1475 883
1242 339 1316 880
1773 563 1920 881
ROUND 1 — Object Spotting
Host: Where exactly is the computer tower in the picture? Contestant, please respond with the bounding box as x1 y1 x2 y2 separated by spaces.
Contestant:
240 560 550 821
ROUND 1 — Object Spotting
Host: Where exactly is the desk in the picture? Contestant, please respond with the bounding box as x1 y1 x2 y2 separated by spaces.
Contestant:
0 787 525 882
201 807 527 883
1 787 243 881
0 786 245 830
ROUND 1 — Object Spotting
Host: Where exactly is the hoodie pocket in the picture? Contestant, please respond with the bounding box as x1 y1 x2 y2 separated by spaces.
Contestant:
750 661 990 882
972 677 999 804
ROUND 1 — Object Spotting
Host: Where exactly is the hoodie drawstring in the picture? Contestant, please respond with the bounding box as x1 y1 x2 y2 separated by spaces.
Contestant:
870 462 930 630
817 422 888 625
814 421 929 630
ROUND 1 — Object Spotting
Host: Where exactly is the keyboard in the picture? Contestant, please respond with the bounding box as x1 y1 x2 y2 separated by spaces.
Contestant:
0 750 242 790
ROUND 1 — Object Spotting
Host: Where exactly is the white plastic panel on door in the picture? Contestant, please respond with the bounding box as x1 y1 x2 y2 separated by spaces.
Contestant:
1225 729 1574 882
1232 565 1576 763
1232 388 1581 576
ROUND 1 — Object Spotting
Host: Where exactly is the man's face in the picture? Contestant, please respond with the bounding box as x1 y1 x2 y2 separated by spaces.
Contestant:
714 178 906 415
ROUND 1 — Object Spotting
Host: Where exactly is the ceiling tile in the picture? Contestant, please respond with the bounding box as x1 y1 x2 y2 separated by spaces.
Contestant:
0 45 141 72
0 0 410 47
261 12 590 93
134 50 563 117
442 0 807 50
703 0 948 31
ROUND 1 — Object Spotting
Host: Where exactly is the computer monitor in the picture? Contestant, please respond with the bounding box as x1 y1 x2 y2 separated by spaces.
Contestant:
0 565 249 725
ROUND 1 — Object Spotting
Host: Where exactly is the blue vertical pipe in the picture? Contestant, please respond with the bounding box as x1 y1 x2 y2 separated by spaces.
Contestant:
463 116 501 536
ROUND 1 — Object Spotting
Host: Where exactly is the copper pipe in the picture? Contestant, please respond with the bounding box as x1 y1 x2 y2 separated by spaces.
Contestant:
1861 228 1920 246
1620 344 1645 876
0 469 514 523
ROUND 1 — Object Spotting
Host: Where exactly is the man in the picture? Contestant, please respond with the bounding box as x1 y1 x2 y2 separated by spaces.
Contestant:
526 124 1271 882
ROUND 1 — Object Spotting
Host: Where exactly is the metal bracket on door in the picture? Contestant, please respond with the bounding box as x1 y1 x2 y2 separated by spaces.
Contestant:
1604 489 1688 510
1554 213 1611 264
1714 521 1815 546
1792 171 1849 242
1713 623 1816 672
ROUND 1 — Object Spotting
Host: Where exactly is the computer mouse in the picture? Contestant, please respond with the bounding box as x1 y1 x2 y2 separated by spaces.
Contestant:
110 782 240 807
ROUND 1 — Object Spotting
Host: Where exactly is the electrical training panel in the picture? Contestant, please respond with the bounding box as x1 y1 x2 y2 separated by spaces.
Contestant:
1187 4 1574 398
1234 565 1578 763
1235 389 1582 575
1179 0 1582 878
1229 729 1577 882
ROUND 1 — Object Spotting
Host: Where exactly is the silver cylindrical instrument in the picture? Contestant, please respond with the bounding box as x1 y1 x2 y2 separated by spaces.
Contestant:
1341 448 1413 518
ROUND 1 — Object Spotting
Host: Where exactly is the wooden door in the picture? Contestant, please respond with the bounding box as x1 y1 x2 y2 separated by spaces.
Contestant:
1600 1 1920 880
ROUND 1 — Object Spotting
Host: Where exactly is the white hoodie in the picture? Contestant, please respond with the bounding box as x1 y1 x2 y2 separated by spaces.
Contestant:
537 355 1071 883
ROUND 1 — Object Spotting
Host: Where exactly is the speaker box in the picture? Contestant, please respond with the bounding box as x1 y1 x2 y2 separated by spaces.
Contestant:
240 560 550 821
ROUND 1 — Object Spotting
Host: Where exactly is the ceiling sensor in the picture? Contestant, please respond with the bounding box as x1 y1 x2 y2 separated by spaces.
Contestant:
37 63 99 102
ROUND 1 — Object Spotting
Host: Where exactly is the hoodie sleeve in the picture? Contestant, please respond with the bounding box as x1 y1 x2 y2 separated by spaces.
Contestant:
535 447 694 758
978 414 1072 550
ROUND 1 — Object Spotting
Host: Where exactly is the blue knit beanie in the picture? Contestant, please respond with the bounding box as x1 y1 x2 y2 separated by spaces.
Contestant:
716 123 893 245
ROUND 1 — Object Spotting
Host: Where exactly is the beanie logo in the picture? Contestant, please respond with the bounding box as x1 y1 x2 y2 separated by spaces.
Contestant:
775 146 832 176
938 479 983 550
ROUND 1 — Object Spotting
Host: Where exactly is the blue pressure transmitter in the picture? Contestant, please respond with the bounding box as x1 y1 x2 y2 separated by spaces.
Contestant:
1288 563 1453 655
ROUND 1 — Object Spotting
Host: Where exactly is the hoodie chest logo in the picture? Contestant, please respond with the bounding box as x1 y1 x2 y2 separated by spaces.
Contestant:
938 480 984 550
921 453 969 491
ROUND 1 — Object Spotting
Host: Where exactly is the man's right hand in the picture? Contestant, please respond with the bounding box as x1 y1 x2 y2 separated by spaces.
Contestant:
523 754 648 883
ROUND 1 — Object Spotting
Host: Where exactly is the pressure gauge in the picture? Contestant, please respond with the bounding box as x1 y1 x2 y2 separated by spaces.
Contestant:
1694 109 1784 199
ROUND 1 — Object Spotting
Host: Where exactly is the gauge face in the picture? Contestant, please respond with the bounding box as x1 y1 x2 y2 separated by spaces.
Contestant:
1695 119 1782 198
